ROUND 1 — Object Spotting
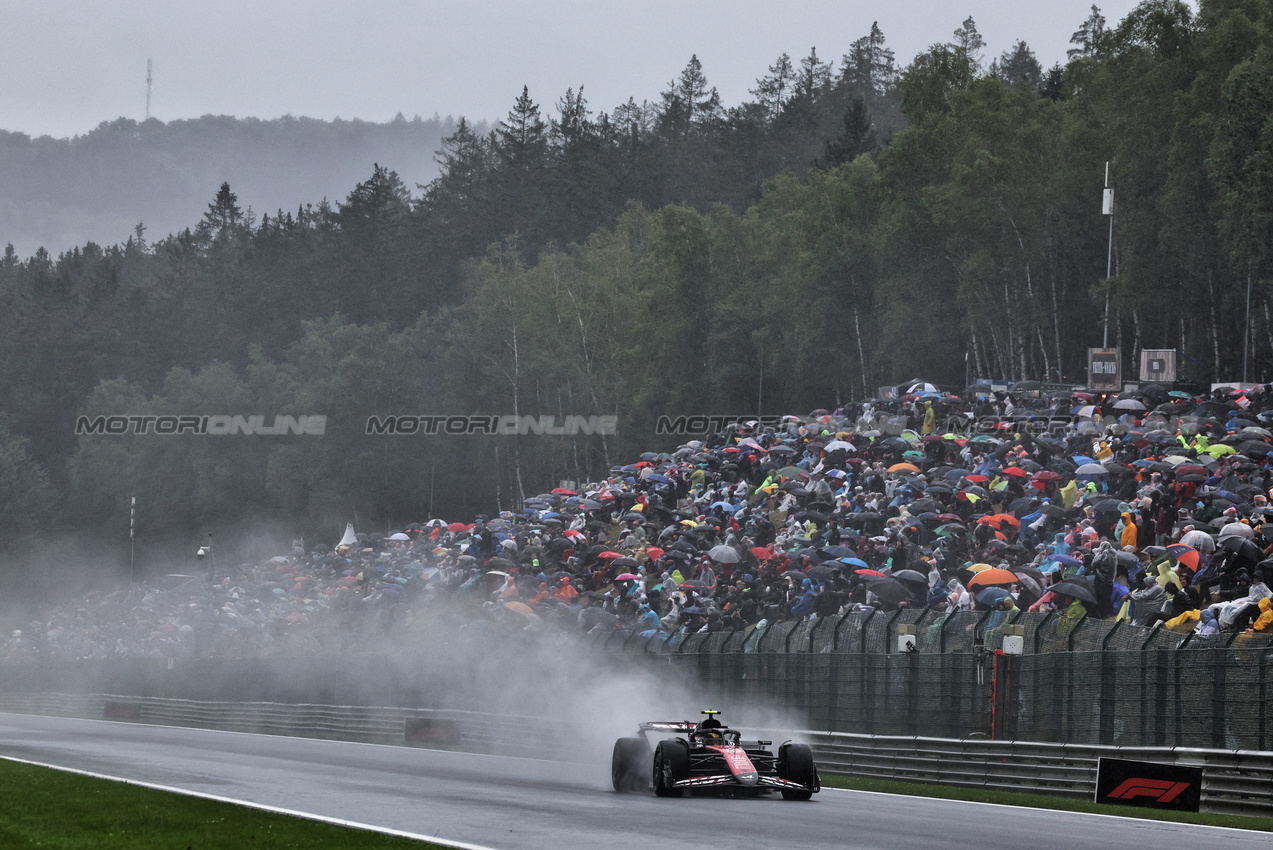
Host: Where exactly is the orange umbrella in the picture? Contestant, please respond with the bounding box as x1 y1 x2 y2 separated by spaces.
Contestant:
888 462 920 473
976 513 1021 530
967 568 1019 589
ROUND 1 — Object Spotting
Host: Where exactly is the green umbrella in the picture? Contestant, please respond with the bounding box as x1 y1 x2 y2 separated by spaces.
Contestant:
1168 391 1192 399
777 466 806 479
902 450 925 460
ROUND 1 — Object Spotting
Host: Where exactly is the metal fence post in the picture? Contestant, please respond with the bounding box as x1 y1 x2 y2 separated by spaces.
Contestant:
1099 621 1121 746
859 610 876 654
830 610 855 652
1065 612 1089 651
1033 610 1056 654
1211 648 1227 750
937 611 957 653
1260 650 1268 752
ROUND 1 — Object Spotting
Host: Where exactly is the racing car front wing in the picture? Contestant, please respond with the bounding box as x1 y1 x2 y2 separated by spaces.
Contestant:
673 774 811 790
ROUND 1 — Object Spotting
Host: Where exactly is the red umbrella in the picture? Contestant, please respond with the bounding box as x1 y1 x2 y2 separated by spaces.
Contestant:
1033 470 1062 483
596 551 623 560
1165 544 1201 572
447 522 468 532
552 487 578 495
645 546 665 560
750 546 776 560
964 475 990 484
853 568 886 577
1001 467 1028 478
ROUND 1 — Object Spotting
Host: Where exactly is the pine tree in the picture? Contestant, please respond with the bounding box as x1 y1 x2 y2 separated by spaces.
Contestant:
751 53 795 120
1068 5 1108 59
950 17 986 68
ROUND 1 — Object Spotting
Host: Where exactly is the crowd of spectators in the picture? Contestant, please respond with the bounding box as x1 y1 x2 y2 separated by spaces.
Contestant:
7 381 1273 662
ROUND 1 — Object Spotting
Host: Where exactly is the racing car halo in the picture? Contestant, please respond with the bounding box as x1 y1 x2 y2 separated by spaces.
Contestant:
612 710 820 799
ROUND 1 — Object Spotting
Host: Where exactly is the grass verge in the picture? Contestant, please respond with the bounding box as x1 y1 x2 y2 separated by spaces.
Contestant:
820 773 1273 831
0 758 449 849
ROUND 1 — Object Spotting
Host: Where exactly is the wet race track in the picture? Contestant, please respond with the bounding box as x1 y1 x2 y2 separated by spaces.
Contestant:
0 713 1264 850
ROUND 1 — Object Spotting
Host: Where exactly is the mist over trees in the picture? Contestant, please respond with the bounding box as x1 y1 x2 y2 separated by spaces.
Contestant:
3 3 1273 562
0 113 458 258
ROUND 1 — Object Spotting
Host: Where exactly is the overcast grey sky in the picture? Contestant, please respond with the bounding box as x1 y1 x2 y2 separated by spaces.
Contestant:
5 1 1152 139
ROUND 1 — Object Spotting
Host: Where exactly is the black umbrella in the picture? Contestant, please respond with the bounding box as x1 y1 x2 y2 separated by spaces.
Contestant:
805 565 836 582
1050 580 1097 605
863 576 910 606
892 569 929 586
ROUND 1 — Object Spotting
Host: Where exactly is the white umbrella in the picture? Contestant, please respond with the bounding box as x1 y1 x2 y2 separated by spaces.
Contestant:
388 532 411 541
824 439 856 452
1179 529 1215 552
908 382 938 394
707 544 741 563
1218 521 1254 542
1112 398 1146 411
1075 463 1108 476
337 522 357 548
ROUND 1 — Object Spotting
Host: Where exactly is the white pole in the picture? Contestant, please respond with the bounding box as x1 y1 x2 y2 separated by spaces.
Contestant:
130 496 135 581
1102 162 1114 349
1244 275 1251 383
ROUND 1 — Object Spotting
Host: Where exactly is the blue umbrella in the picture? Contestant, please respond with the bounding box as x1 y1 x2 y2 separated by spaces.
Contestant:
838 557 870 569
1072 455 1097 466
975 586 1011 606
646 473 670 484
1047 554 1083 568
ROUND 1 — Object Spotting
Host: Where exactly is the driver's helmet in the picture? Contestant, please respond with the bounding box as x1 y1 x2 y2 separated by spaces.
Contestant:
694 712 724 742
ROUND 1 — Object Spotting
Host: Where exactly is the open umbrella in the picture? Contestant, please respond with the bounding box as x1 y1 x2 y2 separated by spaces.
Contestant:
892 569 929 586
1050 580 1097 605
975 587 1012 607
1164 544 1201 572
863 576 910 606
707 545 741 563
967 568 1019 589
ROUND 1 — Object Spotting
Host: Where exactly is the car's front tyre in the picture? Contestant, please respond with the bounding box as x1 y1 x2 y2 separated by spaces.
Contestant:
611 737 650 792
653 739 689 797
777 743 817 801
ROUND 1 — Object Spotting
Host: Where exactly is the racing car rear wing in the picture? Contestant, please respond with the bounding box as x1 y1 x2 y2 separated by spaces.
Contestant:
638 721 697 734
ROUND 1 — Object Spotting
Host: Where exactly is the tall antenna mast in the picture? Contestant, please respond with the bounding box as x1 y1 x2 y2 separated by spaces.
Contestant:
145 59 153 120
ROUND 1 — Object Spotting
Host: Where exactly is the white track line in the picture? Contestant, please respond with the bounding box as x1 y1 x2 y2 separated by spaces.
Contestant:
0 755 502 850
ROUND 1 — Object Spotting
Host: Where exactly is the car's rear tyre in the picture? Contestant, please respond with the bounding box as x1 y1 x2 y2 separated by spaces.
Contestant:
778 743 817 800
611 737 650 792
653 739 688 797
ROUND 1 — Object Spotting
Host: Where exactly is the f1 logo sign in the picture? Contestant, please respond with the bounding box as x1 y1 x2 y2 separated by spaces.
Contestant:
1095 758 1202 812
1106 779 1192 804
